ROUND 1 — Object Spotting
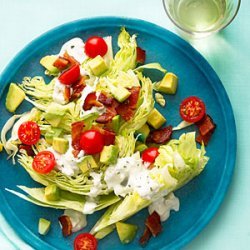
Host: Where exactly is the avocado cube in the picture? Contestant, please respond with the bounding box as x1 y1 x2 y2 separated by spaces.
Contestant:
135 143 148 153
111 86 131 103
38 218 51 235
52 137 69 154
44 113 63 127
0 143 3 152
147 108 166 129
45 184 60 201
40 55 59 74
135 124 150 143
100 145 119 165
45 128 63 145
77 156 98 174
157 72 178 94
111 115 120 133
5 83 26 113
89 55 108 76
116 222 138 244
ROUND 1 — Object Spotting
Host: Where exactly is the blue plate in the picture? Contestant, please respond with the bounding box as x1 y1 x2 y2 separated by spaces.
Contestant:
0 17 236 250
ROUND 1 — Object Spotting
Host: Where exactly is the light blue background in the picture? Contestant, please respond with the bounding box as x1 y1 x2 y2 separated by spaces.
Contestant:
0 0 249 249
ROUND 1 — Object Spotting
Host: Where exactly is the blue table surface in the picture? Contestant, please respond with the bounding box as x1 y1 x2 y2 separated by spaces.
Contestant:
0 0 250 249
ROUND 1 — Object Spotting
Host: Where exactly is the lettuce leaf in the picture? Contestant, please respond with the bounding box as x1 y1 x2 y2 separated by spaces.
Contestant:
91 132 208 234
134 63 167 73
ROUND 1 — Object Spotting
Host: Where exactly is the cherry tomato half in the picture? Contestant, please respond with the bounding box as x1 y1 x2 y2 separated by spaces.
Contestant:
142 147 159 163
32 151 56 174
74 233 97 250
80 130 104 155
84 36 108 58
18 121 41 145
58 64 80 85
179 96 206 123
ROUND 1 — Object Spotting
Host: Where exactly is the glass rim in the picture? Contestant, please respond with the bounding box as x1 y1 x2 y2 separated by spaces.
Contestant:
162 0 241 36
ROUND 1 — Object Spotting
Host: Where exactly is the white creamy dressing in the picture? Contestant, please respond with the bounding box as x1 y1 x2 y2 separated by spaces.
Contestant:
63 209 87 232
52 78 69 105
59 38 87 64
88 172 106 198
104 153 162 200
79 84 106 118
82 197 98 215
48 136 84 176
148 192 180 222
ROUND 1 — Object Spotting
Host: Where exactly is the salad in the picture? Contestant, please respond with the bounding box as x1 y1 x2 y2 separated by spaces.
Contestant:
0 28 216 249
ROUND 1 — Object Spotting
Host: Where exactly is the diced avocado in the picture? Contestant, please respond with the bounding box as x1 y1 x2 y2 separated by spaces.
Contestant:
155 93 166 107
135 124 150 143
0 142 3 152
45 184 60 201
5 83 26 113
147 108 166 129
95 225 115 239
111 86 131 103
40 55 59 74
135 143 148 153
100 145 119 165
45 128 63 144
157 72 178 94
52 137 69 154
89 55 108 76
116 222 138 244
77 156 98 174
111 115 120 133
44 104 66 127
38 218 51 235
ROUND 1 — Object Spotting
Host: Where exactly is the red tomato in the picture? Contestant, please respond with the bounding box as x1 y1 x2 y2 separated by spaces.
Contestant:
18 121 41 145
136 47 146 64
80 130 104 155
84 36 108 58
32 151 56 174
179 96 206 123
142 147 159 163
58 64 80 85
74 233 97 250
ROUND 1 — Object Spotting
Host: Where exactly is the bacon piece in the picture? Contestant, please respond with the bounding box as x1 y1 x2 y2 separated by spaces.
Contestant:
71 121 85 150
83 92 103 111
136 47 146 65
53 57 69 70
196 132 213 146
63 87 71 103
58 215 72 237
147 126 173 144
96 108 117 124
70 76 86 101
19 145 35 156
98 92 114 106
145 211 162 237
116 87 140 121
196 114 216 136
63 51 79 66
139 227 152 246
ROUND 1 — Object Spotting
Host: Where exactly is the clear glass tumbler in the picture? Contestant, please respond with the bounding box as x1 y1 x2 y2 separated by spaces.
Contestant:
163 0 241 38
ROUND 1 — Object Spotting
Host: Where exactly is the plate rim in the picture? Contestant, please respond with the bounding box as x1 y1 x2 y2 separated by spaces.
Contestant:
0 16 237 250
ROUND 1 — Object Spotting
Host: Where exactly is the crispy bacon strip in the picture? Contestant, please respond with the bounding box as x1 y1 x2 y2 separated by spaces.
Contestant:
196 114 216 136
136 47 146 65
58 215 72 237
71 121 85 150
96 108 117 124
195 114 216 145
116 87 140 121
70 76 86 101
139 227 152 246
63 51 79 66
91 125 116 145
53 57 69 70
63 87 71 103
83 92 103 111
98 92 114 106
145 211 162 237
19 145 35 156
147 126 173 144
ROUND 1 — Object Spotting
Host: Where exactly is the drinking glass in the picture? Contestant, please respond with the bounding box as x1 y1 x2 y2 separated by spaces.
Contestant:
163 0 241 38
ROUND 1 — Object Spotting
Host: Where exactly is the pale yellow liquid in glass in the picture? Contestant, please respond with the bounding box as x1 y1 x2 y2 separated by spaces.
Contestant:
171 0 227 32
